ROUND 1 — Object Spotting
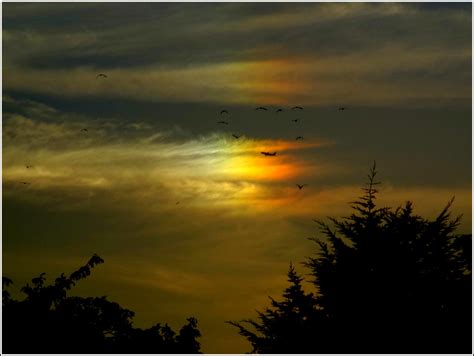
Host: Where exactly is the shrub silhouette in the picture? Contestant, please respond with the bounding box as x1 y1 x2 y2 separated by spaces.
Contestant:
230 164 472 353
2 254 201 353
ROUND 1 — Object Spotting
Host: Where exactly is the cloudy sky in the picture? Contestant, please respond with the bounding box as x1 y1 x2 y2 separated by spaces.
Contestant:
2 2 471 352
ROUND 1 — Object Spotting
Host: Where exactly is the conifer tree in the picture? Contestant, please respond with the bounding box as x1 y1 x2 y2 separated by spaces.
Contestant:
231 163 472 353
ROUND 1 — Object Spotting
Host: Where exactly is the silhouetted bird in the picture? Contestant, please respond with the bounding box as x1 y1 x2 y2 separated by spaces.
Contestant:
338 107 346 111
261 152 277 156
255 107 268 111
276 108 283 113
292 106 304 110
220 110 229 115
25 165 33 169
176 201 180 205
20 182 30 185
232 134 241 139
295 136 304 140
96 73 108 79
217 121 229 125
291 119 299 123
296 184 307 189
81 128 88 132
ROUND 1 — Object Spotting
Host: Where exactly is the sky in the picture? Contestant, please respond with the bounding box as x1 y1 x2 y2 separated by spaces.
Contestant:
2 2 472 353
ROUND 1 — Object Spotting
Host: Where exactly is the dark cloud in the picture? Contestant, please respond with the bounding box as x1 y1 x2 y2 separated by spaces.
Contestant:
4 3 471 71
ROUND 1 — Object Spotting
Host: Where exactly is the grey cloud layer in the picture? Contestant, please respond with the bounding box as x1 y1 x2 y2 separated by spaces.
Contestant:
3 3 471 107
4 3 470 68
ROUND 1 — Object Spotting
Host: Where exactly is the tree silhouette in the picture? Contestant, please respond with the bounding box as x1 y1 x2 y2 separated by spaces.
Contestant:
231 163 472 353
2 254 201 353
228 263 328 353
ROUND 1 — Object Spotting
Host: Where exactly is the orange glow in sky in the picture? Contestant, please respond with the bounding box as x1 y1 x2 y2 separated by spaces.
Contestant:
218 138 324 182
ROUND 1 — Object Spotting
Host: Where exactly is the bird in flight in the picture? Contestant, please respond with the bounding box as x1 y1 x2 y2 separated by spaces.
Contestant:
296 184 307 190
276 108 283 113
20 182 30 185
338 107 347 111
291 119 299 123
292 106 304 110
176 201 180 205
220 110 229 115
25 165 33 169
255 107 268 111
81 128 88 132
295 136 304 140
96 73 108 79
232 134 241 139
261 151 277 156
217 121 229 125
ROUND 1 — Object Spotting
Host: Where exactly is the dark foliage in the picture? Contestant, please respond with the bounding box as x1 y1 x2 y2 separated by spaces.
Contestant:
231 163 472 353
228 263 327 354
3 254 201 354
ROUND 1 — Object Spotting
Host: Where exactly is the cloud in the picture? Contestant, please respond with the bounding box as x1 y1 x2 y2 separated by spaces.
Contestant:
3 3 471 107
4 42 470 107
3 99 334 216
4 98 470 225
4 3 470 69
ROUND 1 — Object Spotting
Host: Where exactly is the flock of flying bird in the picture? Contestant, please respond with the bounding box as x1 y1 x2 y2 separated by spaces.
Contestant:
219 106 304 188
19 73 348 193
219 106 306 150
217 105 347 190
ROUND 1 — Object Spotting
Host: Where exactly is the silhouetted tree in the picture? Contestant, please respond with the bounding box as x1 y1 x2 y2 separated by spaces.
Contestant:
176 317 202 353
231 163 472 353
228 263 328 353
3 254 201 353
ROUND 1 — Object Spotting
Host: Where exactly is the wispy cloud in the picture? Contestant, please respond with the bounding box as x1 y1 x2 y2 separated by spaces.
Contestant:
3 99 334 215
3 3 471 107
4 43 470 107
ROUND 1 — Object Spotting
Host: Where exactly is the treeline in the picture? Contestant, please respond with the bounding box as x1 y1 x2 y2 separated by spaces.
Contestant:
3 166 472 353
2 255 200 354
